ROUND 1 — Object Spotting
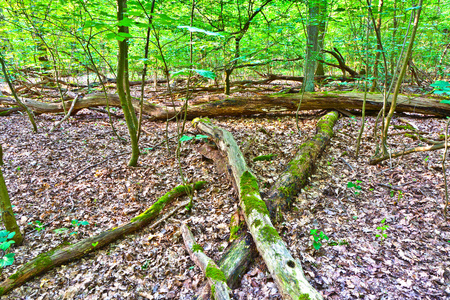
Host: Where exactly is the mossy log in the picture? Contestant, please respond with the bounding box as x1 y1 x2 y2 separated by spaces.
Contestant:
181 224 231 300
265 111 339 220
217 233 257 289
195 120 323 300
0 182 206 296
1 91 449 118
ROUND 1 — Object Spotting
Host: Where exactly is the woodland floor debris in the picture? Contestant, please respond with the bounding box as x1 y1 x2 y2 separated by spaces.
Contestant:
0 104 449 299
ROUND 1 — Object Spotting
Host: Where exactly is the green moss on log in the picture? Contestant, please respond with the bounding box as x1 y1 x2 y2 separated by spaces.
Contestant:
131 181 206 222
205 261 227 282
259 225 281 244
192 244 204 252
240 171 269 216
253 154 277 162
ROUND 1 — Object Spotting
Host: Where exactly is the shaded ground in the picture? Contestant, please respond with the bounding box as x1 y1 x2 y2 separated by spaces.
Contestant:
0 104 449 299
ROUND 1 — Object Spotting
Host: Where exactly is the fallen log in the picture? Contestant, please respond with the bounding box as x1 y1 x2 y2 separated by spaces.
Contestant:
265 111 339 221
0 181 206 296
195 119 323 300
1 91 449 118
199 111 339 293
181 224 231 300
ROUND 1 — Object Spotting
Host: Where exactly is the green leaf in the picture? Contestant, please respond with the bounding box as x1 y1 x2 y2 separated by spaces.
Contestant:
177 26 222 36
92 242 99 247
347 182 356 188
79 221 89 226
180 135 194 142
193 69 216 80
0 253 15 268
7 232 15 239
195 134 209 140
313 241 321 250
430 81 450 88
0 241 14 251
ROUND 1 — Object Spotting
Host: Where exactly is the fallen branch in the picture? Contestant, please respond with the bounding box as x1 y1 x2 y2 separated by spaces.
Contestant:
265 111 339 220
50 95 79 132
369 142 450 164
0 181 206 296
181 224 231 300
195 119 323 300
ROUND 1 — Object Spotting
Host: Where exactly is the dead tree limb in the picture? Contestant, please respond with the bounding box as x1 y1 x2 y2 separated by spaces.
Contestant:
2 91 449 118
181 224 231 300
265 111 339 221
0 182 206 296
369 142 450 165
195 120 323 300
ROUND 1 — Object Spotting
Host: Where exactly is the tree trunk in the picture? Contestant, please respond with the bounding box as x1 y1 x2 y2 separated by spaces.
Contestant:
195 120 323 300
116 0 140 166
0 145 23 245
304 0 320 92
0 182 206 296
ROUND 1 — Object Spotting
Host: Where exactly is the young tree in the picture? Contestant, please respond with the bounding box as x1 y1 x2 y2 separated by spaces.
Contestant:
116 0 140 166
0 145 23 245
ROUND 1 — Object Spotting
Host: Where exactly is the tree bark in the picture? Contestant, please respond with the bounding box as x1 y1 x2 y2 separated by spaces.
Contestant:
195 120 323 300
2 91 449 118
0 182 206 296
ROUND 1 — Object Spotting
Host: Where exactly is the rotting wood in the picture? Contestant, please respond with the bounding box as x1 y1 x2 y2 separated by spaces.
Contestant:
201 111 339 291
181 224 231 300
369 142 450 165
0 182 206 296
265 111 339 221
1 91 449 118
195 119 323 300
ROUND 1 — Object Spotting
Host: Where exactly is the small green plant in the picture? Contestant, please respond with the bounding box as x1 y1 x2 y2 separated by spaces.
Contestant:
431 80 450 99
253 154 277 162
0 230 16 269
375 218 389 241
179 134 209 143
92 241 99 247
424 156 429 162
54 219 89 236
28 220 45 232
347 180 362 195
310 229 329 250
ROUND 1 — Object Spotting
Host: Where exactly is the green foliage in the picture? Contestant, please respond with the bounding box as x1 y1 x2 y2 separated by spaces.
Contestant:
0 230 16 268
310 229 329 250
431 81 450 98
192 244 204 252
179 134 209 143
347 180 362 195
28 220 45 232
375 218 389 241
53 219 89 236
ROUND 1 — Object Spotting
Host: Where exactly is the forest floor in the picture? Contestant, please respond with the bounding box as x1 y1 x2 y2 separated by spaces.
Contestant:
0 82 450 299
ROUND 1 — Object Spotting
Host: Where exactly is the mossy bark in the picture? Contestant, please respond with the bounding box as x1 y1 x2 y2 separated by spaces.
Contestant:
196 120 323 300
181 224 230 300
0 182 206 296
265 111 339 220
2 91 449 119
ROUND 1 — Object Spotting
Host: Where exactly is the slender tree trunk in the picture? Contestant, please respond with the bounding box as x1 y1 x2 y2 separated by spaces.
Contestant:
315 0 327 76
380 0 423 155
0 145 23 245
116 0 140 166
370 0 384 92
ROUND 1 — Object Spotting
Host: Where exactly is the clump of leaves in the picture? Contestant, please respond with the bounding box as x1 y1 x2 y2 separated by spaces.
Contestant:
54 219 89 236
431 81 450 99
376 218 389 241
347 180 362 195
0 230 16 269
28 220 45 232
310 229 329 250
